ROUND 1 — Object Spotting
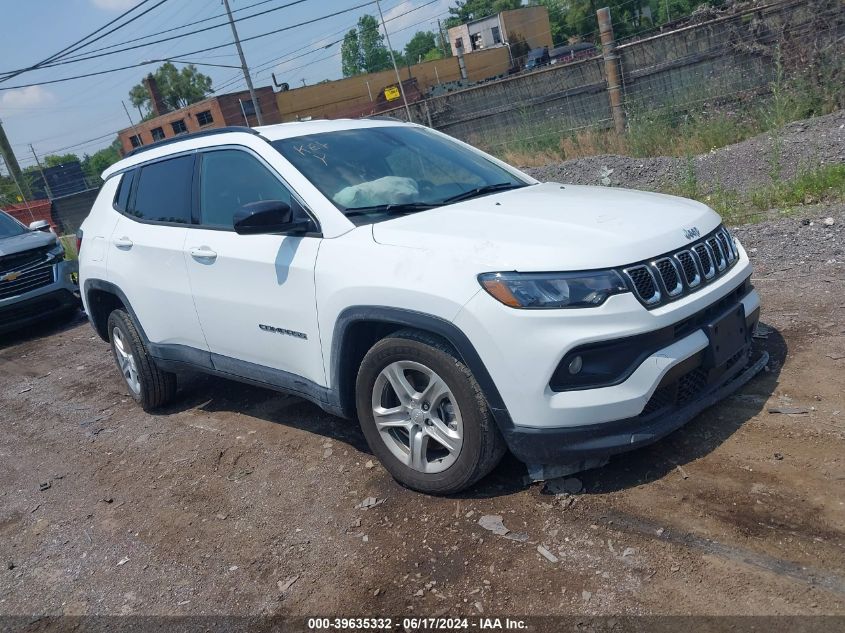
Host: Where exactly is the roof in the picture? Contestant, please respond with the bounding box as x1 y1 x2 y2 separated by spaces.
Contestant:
255 117 408 141
103 118 411 180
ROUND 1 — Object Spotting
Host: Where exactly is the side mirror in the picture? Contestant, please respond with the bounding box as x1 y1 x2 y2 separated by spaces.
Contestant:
233 200 309 235
29 220 52 233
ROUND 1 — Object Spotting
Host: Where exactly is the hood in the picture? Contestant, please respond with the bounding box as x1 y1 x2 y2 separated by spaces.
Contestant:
0 229 56 258
372 182 721 271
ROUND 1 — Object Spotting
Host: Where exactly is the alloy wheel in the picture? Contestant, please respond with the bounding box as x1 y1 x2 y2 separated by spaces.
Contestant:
371 360 463 474
112 327 141 396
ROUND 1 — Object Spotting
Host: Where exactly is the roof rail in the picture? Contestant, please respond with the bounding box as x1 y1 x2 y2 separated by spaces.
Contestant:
125 126 260 158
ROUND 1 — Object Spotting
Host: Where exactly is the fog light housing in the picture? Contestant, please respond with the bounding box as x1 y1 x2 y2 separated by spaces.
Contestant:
568 355 583 375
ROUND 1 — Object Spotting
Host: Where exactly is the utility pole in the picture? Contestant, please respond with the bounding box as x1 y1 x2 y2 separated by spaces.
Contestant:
437 19 448 57
29 144 53 200
222 0 264 126
598 7 626 135
0 119 25 192
0 153 32 213
375 0 413 123
122 100 142 137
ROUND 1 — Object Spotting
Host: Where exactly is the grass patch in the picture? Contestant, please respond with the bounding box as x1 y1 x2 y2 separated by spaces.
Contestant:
59 234 78 261
667 163 845 225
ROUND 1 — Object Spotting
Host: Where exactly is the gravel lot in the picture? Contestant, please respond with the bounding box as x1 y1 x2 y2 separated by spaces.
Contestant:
1 118 844 620
525 109 845 195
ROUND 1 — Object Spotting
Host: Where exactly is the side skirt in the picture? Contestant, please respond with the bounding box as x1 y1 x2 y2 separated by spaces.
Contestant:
149 343 345 418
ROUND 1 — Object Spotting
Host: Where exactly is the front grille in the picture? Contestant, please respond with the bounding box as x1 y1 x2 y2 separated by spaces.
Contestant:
624 266 660 305
641 384 675 416
677 368 708 405
621 226 738 309
0 264 55 300
639 366 710 419
0 247 50 275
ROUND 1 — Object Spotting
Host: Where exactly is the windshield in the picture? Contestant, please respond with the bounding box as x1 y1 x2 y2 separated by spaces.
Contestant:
0 211 27 239
272 126 528 223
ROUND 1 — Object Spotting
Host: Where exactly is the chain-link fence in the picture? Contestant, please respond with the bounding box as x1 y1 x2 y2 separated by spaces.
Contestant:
388 0 845 158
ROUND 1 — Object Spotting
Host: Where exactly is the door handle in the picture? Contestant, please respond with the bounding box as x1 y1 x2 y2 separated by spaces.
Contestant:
190 246 218 262
113 236 133 249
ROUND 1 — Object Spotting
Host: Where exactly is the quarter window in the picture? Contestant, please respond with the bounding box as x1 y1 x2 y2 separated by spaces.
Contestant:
199 150 292 229
113 170 134 212
129 156 193 224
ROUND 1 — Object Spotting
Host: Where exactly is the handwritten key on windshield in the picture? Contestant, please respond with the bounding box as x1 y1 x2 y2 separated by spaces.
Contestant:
293 141 329 166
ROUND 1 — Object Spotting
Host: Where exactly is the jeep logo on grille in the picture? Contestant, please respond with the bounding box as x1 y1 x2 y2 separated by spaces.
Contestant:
683 227 701 240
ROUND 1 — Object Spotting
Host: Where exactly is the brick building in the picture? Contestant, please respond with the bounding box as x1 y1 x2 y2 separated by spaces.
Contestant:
117 75 281 155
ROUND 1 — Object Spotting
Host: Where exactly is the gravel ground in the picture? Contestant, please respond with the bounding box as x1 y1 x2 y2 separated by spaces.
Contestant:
1 116 844 622
525 110 845 194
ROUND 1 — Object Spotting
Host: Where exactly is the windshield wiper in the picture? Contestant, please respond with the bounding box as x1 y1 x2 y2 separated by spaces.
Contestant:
439 182 528 205
344 202 438 218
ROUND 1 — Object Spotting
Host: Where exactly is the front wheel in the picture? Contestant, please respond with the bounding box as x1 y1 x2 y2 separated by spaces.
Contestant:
356 331 506 495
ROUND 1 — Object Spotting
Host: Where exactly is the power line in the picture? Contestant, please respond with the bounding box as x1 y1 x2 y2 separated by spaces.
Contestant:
52 0 288 63
214 0 440 93
21 0 314 72
0 1 377 91
0 0 168 83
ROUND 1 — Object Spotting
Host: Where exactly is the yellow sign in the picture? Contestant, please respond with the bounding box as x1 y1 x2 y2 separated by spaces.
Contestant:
384 86 400 101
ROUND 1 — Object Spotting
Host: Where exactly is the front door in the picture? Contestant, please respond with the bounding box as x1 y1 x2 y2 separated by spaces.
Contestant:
184 148 325 389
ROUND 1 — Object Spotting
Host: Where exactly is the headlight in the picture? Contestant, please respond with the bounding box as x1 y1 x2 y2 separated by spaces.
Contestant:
478 270 629 309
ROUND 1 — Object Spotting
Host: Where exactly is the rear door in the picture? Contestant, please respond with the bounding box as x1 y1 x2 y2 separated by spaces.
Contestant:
107 154 209 353
183 147 325 388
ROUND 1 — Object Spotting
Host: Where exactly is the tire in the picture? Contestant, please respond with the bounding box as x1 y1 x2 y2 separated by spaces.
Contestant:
107 309 177 411
356 330 506 495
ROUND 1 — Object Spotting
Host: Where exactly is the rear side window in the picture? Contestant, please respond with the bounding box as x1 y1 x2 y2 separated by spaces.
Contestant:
129 155 193 224
113 170 134 212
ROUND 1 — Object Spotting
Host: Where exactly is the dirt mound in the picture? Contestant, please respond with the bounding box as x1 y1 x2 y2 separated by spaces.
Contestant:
525 110 845 194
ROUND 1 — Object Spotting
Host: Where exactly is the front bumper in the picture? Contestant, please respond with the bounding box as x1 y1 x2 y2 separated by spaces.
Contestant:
504 329 766 465
0 259 80 335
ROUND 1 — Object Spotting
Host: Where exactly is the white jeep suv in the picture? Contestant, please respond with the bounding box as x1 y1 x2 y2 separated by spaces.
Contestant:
78 120 765 494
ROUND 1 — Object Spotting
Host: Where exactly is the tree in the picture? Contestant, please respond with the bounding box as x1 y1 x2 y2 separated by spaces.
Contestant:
423 48 445 62
43 153 81 168
359 15 392 74
404 31 439 65
446 0 522 27
81 140 122 184
129 63 212 115
341 28 363 77
340 14 394 77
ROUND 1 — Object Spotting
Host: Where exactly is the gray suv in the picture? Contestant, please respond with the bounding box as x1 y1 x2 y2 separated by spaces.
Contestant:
0 210 79 335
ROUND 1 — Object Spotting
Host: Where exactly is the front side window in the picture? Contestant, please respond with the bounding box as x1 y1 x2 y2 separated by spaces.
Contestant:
128 155 193 224
0 211 26 238
199 150 292 229
272 126 527 224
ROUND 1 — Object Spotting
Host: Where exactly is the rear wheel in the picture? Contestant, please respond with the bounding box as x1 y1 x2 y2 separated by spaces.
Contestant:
356 331 505 495
107 309 176 411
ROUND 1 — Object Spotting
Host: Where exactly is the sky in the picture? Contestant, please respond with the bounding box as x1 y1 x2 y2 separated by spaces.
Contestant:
0 0 455 173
